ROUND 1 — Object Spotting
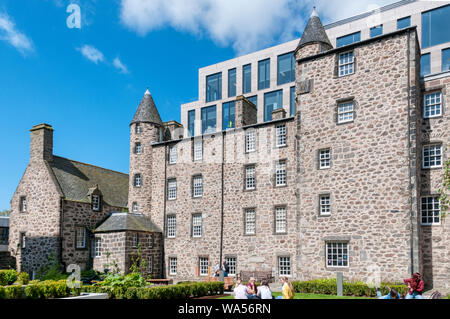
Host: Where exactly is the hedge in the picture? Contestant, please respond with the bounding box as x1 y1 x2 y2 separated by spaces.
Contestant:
81 281 224 299
0 270 18 286
0 280 82 299
292 278 408 297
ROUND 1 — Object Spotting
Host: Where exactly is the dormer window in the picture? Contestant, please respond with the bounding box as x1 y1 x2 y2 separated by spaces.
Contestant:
135 123 142 134
92 195 101 211
19 196 27 213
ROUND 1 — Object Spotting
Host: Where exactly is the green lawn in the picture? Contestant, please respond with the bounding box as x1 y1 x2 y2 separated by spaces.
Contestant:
219 292 372 299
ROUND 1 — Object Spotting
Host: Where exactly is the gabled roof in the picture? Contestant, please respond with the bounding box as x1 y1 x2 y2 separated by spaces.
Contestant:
49 156 128 208
94 212 160 233
131 89 163 126
296 8 332 51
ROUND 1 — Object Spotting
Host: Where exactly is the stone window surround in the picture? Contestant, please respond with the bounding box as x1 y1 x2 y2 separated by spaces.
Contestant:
167 178 177 200
192 138 203 162
275 124 287 148
166 214 176 239
198 256 210 276
224 255 237 276
318 193 332 217
168 256 178 275
245 128 257 153
318 148 332 170
132 201 139 212
191 213 203 238
94 237 101 258
244 164 257 191
19 195 27 213
191 174 203 198
169 144 177 165
75 226 87 250
134 142 143 155
20 231 26 249
335 97 357 125
243 207 256 236
149 234 154 248
135 123 142 134
325 241 350 269
420 195 441 226
422 86 445 119
132 233 139 248
334 49 357 78
422 142 443 169
277 254 292 277
273 205 288 235
273 159 288 188
91 194 101 212
133 174 142 188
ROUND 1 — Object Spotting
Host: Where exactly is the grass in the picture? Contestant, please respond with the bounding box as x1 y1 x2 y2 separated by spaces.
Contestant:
219 292 372 299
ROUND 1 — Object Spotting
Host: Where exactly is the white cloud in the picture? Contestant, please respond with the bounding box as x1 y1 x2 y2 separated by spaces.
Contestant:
0 12 34 55
78 44 104 64
113 57 129 74
119 0 397 55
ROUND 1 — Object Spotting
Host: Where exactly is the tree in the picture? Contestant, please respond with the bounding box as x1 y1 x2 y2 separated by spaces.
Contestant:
0 210 11 216
438 159 450 220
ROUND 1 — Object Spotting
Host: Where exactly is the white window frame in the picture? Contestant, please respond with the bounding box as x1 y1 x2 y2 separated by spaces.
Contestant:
20 232 26 249
422 144 442 169
168 179 177 200
319 149 331 169
135 142 142 154
193 175 203 198
169 257 177 275
275 207 287 234
135 123 142 134
192 214 203 238
245 209 256 235
423 91 442 119
76 227 86 249
132 202 138 212
92 195 100 211
149 235 154 248
167 215 176 238
132 233 139 248
199 257 209 276
20 196 27 213
225 257 236 276
319 194 331 216
338 51 354 76
169 145 177 164
245 166 256 190
245 130 256 153
194 140 203 161
278 256 291 276
275 161 286 187
134 174 142 187
337 101 354 124
420 196 441 225
276 124 286 147
94 237 101 257
326 242 349 268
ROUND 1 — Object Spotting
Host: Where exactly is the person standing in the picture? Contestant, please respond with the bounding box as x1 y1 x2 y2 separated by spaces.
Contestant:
222 260 229 277
404 272 424 299
233 280 249 299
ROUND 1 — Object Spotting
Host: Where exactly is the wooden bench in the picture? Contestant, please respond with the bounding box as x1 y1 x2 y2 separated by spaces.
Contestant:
147 279 173 286
238 270 274 283
204 276 235 290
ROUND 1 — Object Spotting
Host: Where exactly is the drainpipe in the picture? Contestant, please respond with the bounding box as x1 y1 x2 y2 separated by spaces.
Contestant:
219 131 225 273
161 144 168 279
59 197 65 271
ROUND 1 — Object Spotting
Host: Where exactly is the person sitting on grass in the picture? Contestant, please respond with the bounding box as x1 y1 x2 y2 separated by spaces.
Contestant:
246 277 259 299
403 272 424 299
257 280 273 299
276 276 294 299
376 286 401 299
233 280 249 299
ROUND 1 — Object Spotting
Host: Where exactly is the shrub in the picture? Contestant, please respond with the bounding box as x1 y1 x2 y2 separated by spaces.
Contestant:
17 272 30 285
292 278 408 297
0 270 18 286
5 285 22 299
35 253 68 281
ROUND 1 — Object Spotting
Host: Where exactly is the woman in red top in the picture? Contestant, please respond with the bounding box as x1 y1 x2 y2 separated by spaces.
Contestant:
404 272 424 299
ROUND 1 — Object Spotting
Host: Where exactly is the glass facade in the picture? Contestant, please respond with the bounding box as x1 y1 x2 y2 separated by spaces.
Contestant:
264 90 283 122
290 86 295 116
277 52 295 85
258 59 270 90
336 32 361 47
397 16 411 29
206 72 222 102
422 5 450 49
243 64 251 94
421 54 431 77
201 105 217 134
228 68 236 97
443 48 450 72
222 101 235 130
370 25 383 38
188 110 195 137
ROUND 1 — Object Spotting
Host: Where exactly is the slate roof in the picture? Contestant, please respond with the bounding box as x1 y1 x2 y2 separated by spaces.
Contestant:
49 156 129 208
95 212 160 233
131 89 163 126
296 8 332 51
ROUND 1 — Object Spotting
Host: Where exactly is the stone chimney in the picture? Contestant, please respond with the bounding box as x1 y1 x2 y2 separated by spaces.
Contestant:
30 123 53 162
163 121 184 141
235 95 257 129
272 108 287 120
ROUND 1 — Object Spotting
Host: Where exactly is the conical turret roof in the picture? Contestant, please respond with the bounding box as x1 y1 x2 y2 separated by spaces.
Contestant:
296 8 332 50
131 89 163 126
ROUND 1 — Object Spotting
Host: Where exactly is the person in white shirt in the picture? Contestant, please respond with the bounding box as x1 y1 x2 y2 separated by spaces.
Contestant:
257 280 273 299
233 280 249 299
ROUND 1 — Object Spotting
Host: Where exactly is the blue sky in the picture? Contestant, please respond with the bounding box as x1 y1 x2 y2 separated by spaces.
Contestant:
0 0 394 210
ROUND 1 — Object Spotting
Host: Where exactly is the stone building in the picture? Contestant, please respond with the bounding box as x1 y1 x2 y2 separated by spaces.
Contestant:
9 0 450 293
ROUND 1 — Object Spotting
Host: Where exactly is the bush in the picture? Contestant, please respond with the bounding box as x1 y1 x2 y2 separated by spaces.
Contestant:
17 272 30 285
35 253 68 281
0 270 18 286
0 279 82 299
292 278 408 297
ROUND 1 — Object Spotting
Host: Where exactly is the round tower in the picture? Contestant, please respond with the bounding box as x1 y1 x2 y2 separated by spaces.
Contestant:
128 89 163 216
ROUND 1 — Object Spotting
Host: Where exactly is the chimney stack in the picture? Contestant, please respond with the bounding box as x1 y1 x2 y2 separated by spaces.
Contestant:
30 124 53 162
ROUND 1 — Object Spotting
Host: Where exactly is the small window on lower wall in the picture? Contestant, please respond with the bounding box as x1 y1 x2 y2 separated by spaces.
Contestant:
20 232 26 249
278 256 291 276
199 257 209 276
94 238 102 257
132 233 139 248
326 242 349 267
422 144 442 169
421 196 440 225
76 227 86 249
169 257 177 275
225 257 236 276
337 101 354 124
319 194 331 216
275 207 287 233
148 256 153 274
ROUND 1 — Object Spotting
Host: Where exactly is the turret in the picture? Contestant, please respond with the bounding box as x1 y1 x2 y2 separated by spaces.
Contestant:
128 89 163 216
